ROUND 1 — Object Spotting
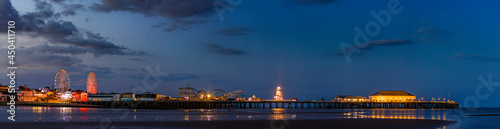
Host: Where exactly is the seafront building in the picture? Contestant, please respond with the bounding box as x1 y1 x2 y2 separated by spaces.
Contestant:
121 93 136 101
248 95 262 101
136 93 161 101
71 90 88 102
88 93 121 101
334 95 368 102
87 93 167 102
0 84 11 101
17 85 39 102
369 91 416 102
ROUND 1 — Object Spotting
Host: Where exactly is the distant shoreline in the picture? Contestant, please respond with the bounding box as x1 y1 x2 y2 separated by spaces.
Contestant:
1 102 104 108
0 119 455 129
0 102 177 109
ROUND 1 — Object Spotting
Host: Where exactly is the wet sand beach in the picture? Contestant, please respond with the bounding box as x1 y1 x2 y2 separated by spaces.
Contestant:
0 119 454 129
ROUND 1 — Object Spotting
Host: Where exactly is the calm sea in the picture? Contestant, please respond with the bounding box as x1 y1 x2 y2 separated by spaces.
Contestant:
1 106 499 129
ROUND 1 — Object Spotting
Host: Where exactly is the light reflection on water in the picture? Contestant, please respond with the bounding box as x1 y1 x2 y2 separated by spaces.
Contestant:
342 109 444 120
80 107 87 113
59 107 72 121
32 107 43 113
2 106 499 128
271 108 284 120
1 106 450 122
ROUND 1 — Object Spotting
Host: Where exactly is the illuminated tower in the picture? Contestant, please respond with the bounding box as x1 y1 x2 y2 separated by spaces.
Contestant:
274 86 283 101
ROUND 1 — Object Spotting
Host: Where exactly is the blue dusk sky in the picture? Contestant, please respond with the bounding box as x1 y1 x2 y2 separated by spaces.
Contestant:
1 0 500 107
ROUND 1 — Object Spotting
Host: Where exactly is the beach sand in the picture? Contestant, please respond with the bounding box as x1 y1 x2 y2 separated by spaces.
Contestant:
0 119 454 129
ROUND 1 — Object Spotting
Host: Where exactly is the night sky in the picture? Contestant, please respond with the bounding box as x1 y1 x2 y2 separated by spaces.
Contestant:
1 0 500 107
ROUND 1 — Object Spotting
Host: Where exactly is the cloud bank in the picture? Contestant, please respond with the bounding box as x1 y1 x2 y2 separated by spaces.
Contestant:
291 0 338 5
336 39 412 56
214 27 251 36
89 0 218 32
451 52 500 63
207 43 247 55
0 0 150 57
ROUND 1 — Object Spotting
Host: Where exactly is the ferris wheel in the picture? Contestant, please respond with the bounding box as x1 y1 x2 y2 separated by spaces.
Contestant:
55 69 70 93
86 72 97 94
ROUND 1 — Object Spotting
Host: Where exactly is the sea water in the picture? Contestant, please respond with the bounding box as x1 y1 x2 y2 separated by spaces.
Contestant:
0 106 499 129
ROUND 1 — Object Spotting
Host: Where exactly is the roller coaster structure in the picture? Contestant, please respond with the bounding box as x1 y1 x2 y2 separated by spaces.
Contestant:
178 82 244 100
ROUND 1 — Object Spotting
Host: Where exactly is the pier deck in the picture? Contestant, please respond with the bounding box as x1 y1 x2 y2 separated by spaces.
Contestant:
73 101 459 109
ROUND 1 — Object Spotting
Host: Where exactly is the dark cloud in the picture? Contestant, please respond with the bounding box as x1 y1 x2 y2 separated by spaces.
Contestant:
90 0 214 18
0 0 150 57
292 0 338 5
18 54 83 68
60 4 85 16
84 17 92 22
408 21 451 44
336 39 411 56
90 0 216 32
0 45 82 69
163 74 199 81
51 31 152 57
48 0 85 16
24 43 88 55
416 25 451 38
34 0 56 19
50 0 66 4
369 39 412 46
34 20 78 37
160 18 207 32
207 43 247 55
129 58 145 61
214 27 251 36
0 0 20 32
451 52 500 63
20 41 152 57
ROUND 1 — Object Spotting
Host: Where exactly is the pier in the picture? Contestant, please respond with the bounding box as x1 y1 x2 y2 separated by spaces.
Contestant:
73 101 459 109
